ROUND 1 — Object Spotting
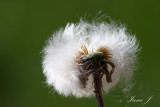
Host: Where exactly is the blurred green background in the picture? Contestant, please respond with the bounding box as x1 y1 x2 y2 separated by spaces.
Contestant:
0 0 160 107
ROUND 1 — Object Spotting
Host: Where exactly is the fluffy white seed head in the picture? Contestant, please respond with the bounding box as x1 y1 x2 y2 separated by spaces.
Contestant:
42 20 139 98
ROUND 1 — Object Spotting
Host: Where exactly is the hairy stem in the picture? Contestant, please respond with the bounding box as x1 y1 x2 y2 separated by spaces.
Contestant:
93 72 104 107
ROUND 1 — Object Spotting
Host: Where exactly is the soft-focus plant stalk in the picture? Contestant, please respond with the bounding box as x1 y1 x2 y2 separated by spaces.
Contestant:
93 73 104 107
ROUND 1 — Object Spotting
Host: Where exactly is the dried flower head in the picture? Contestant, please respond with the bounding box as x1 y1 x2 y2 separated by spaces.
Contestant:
42 20 139 101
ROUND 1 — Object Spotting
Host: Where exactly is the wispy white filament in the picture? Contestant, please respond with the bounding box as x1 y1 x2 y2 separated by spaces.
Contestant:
42 20 139 98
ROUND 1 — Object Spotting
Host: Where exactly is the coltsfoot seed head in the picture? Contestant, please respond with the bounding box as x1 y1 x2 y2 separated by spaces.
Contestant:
42 19 139 98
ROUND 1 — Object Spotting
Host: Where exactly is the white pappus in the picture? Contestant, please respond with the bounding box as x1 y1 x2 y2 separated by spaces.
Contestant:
42 20 139 98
